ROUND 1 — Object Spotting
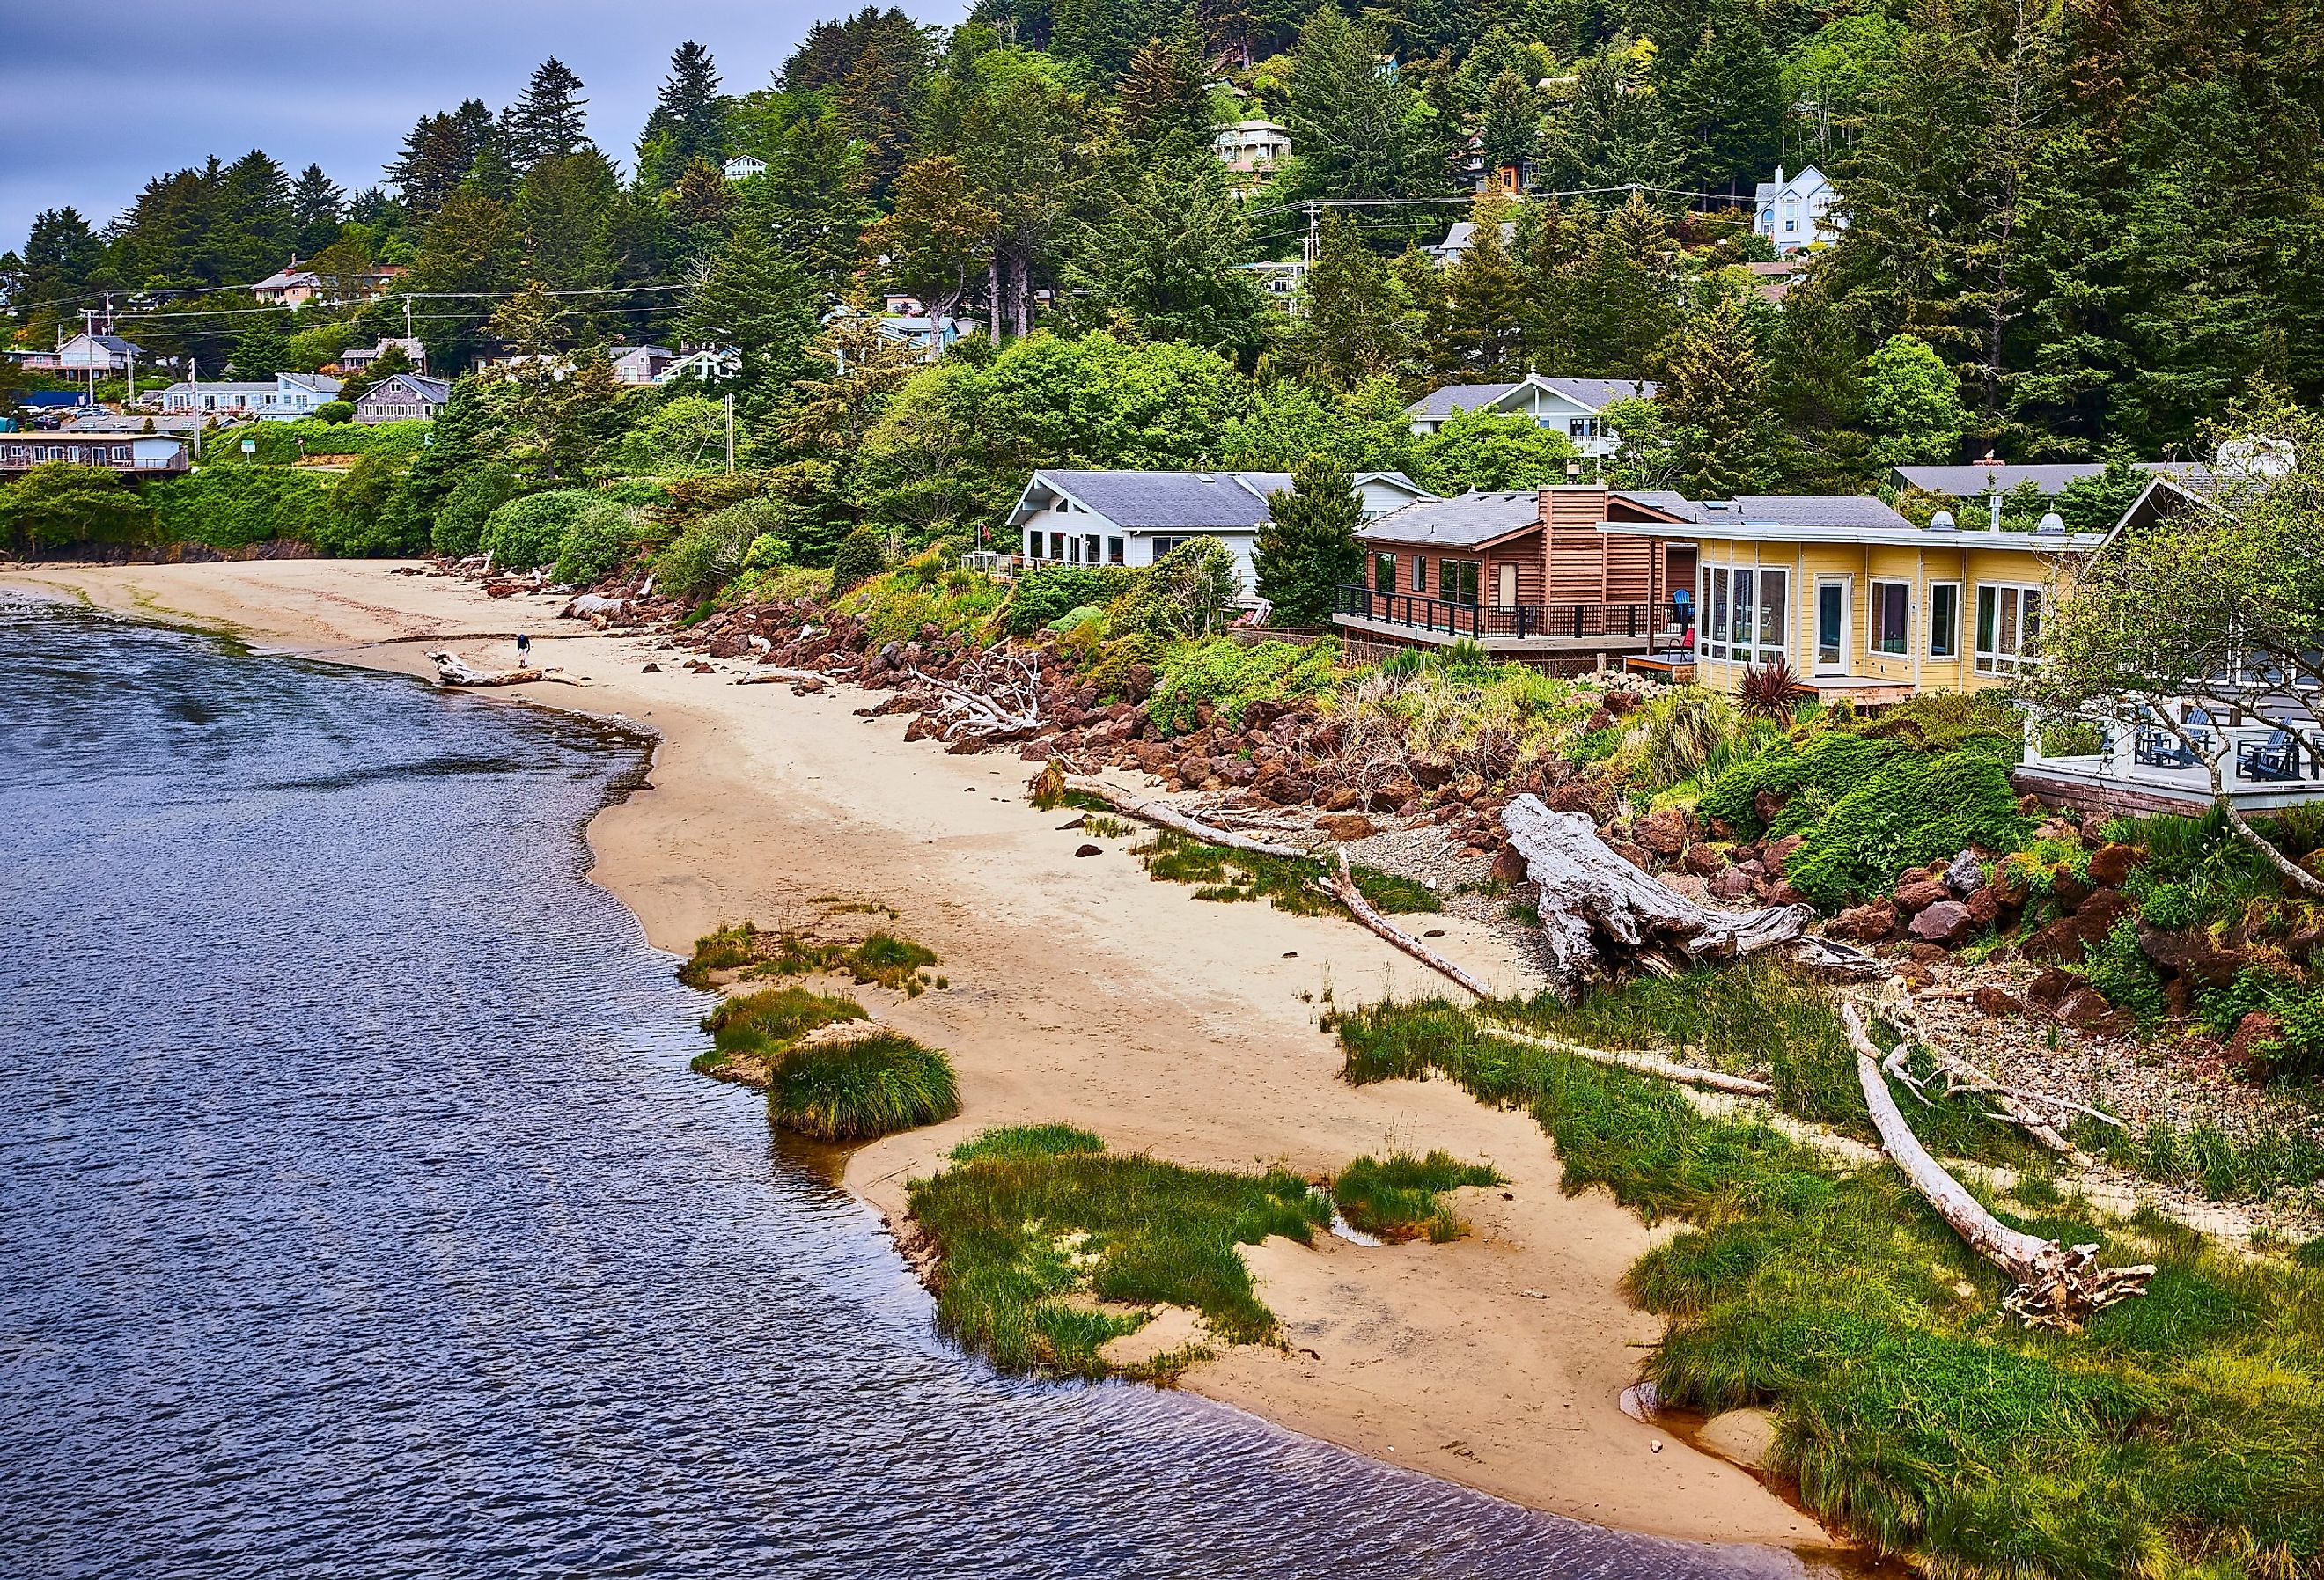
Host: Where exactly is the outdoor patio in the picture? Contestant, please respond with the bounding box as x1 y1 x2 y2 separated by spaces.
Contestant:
2015 712 2324 817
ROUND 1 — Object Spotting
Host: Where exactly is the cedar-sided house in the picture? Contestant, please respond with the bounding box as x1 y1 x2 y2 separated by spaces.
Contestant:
1008 468 1435 593
353 373 452 423
1335 484 1696 665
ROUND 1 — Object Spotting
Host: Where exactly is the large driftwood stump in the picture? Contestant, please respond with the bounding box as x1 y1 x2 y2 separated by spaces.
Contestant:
1502 794 1873 999
428 651 548 687
1842 1003 2151 1333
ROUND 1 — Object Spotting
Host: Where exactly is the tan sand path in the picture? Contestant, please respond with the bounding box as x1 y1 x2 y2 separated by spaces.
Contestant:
4 558 1833 1554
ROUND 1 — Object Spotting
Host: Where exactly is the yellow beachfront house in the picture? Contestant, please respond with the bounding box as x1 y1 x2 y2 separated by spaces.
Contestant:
1603 496 2107 702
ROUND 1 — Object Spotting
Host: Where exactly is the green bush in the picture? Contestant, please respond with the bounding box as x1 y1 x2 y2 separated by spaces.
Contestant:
1107 540 1241 639
1145 637 1343 733
550 498 638 585
430 464 516 557
148 466 339 550
205 417 430 465
828 525 888 592
2139 882 2197 930
481 489 599 570
1782 750 2033 907
2197 967 2324 1080
1698 729 1897 834
0 463 157 553
2078 917 2170 1022
653 497 789 599
1008 562 1141 633
314 401 356 424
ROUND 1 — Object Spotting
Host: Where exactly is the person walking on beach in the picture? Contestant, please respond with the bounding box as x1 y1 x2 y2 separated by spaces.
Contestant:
516 632 532 667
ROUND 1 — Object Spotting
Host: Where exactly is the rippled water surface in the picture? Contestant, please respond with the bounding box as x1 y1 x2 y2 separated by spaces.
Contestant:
0 600 1806 1580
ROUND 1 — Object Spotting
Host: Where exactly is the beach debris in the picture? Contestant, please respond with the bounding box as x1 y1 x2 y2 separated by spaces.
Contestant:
1501 795 1879 1001
1321 848 1494 998
1841 1001 2153 1333
1042 768 1316 858
912 650 1045 742
1479 1023 1775 1097
425 650 579 688
733 668 823 686
1869 977 2119 1156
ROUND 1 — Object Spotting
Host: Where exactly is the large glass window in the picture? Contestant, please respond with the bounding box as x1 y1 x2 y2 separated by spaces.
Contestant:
1705 567 1729 661
1975 584 2042 674
1440 559 1481 605
1929 583 1960 658
1730 568 1754 650
1373 552 1397 592
1871 581 1910 655
1413 556 1428 593
1755 570 1787 657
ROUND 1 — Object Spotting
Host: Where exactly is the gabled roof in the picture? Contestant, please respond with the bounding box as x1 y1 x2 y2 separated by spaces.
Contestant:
1614 489 1705 523
63 333 141 355
1357 489 1541 548
254 267 320 290
1406 373 1658 420
276 372 342 393
1754 165 1831 203
1720 495 1911 530
1012 469 1291 531
359 373 452 402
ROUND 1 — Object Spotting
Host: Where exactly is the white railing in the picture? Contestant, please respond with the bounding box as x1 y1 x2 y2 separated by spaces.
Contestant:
2024 709 2324 787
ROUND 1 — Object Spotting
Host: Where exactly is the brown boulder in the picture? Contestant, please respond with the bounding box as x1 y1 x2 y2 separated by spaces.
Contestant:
2026 968 2076 1010
1909 900 1975 945
1447 771 1487 804
2073 888 2134 944
1316 785 1360 812
1409 759 1454 790
1634 809 1689 858
1768 880 1808 908
1490 844 1531 885
1828 899 1899 943
1544 781 1604 815
2019 917 2090 965
2052 870 2093 912
1710 867 1755 900
1608 839 1656 872
1966 886 2004 927
2225 1011 2284 1074
1680 843 1727 877
2086 841 2140 887
1974 984 2026 1018
1319 813 1379 843
2057 988 2131 1036
1893 879 1953 914
1762 834 1805 876
1752 790 1786 826
2136 926 2242 988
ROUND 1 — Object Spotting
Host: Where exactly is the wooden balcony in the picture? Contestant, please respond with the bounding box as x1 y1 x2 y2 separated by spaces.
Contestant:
1332 584 1680 653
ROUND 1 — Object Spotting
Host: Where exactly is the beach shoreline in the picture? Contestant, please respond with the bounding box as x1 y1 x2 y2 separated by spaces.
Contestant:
2 556 1844 1561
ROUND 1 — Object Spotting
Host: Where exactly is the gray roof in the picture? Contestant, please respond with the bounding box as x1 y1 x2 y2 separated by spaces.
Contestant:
1406 375 1658 420
1614 489 1704 523
1894 459 2206 497
1713 495 1912 530
359 374 452 402
1357 490 1541 548
278 372 342 393
1021 469 1291 531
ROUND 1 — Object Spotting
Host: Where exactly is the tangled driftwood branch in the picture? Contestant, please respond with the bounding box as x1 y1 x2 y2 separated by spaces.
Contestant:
1321 849 1493 996
1056 773 1314 858
1482 1023 1775 1096
1873 979 2120 1155
1842 1002 2151 1332
1501 795 1879 1000
733 668 824 686
912 651 1043 740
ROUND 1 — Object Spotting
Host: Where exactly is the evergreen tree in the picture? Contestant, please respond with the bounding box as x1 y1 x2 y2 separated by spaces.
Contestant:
389 113 480 219
836 19 934 199
1662 0 1783 195
1655 292 1780 496
636 42 727 192
290 165 345 254
1441 196 1529 379
1573 194 1680 374
17 209 105 335
741 97 876 288
864 155 999 323
1057 151 1268 356
211 151 297 282
1116 14 1214 155
680 222 823 413
1279 10 1440 201
229 319 291 378
1475 68 1542 180
1537 37 1679 191
514 151 621 292
1291 214 1416 391
1255 453 1364 624
509 58 591 169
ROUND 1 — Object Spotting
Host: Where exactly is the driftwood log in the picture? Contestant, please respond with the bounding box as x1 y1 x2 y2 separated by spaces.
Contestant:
1872 978 2120 1155
1059 774 1316 859
426 651 578 687
1482 1024 1775 1096
1501 795 1879 1000
733 668 824 686
1322 849 1493 997
911 651 1044 741
1842 1002 2152 1333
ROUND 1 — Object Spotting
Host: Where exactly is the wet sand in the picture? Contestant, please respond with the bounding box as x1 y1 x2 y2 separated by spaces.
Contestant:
4 557 1833 1554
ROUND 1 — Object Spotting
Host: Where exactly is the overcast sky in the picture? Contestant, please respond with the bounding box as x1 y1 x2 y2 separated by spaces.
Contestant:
2 1 967 249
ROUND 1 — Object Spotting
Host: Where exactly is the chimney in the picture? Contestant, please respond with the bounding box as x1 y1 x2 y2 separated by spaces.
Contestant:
1775 165 1785 187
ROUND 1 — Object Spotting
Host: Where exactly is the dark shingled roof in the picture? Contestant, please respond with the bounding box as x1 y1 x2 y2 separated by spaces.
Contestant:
1357 490 1541 547
1614 489 1705 523
1406 375 1658 420
1034 469 1291 530
1716 495 1913 530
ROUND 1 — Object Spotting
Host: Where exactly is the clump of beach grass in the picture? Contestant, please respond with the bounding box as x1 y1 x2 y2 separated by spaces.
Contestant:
1331 995 2324 1579
769 1031 960 1142
1331 1150 1504 1242
1136 830 1441 915
692 984 865 1084
676 918 941 996
908 1125 1329 1380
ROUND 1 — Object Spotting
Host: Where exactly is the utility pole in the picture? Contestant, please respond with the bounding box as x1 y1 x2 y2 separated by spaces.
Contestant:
724 392 735 474
404 295 414 340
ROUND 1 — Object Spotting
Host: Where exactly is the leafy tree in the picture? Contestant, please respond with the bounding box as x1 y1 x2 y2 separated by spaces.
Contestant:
1117 15 1216 156
949 48 1093 338
1056 151 1268 356
0 465 157 555
1223 378 1416 474
1412 406 1582 493
1255 453 1364 623
1782 11 1906 165
509 58 591 169
1278 10 1440 200
1861 332 1968 466
636 41 727 192
1289 214 1417 391
864 156 998 324
829 525 890 591
781 303 924 458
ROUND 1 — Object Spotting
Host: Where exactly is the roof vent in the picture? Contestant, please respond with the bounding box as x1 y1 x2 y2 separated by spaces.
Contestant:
2037 511 2066 536
1928 509 1957 532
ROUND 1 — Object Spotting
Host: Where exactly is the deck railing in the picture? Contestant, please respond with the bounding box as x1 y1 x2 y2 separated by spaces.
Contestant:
1334 584 1673 642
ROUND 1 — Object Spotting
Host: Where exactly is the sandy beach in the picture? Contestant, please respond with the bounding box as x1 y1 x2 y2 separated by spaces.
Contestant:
4 557 1835 1556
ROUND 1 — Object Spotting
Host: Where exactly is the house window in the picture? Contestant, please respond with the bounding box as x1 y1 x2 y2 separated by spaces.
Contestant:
1085 534 1099 564
1067 534 1081 563
1568 417 1600 438
1700 564 1786 662
1755 570 1787 656
1871 581 1910 655
1049 532 1065 561
1413 557 1427 593
1929 583 1960 658
1372 552 1396 592
1704 566 1728 661
1107 537 1124 565
1440 559 1481 606
1152 536 1189 560
1975 584 2042 674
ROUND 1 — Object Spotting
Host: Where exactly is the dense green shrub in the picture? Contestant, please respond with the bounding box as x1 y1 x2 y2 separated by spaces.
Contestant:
1782 750 2033 906
652 497 788 599
1107 540 1241 639
2078 917 2171 1022
828 525 888 592
1698 729 1897 833
481 489 599 570
0 463 158 553
430 464 517 556
1007 562 1141 633
314 401 356 424
2197 967 2324 1081
550 498 639 585
1145 637 1343 733
146 467 336 549
206 418 430 465
768 1032 960 1141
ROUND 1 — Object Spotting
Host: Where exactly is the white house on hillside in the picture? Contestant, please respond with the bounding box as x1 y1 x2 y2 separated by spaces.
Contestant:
1214 120 1291 175
1405 374 1658 459
1754 165 1842 254
1007 468 1436 592
723 155 767 181
57 333 141 375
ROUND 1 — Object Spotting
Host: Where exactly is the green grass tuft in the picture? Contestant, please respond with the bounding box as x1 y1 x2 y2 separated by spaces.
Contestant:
693 985 865 1079
679 918 941 995
1136 830 1440 915
908 1128 1329 1379
1331 1150 1504 1241
769 1032 960 1142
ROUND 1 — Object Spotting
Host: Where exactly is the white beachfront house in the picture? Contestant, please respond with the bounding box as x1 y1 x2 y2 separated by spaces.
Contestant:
1405 374 1658 459
1754 165 1842 254
1007 468 1436 592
